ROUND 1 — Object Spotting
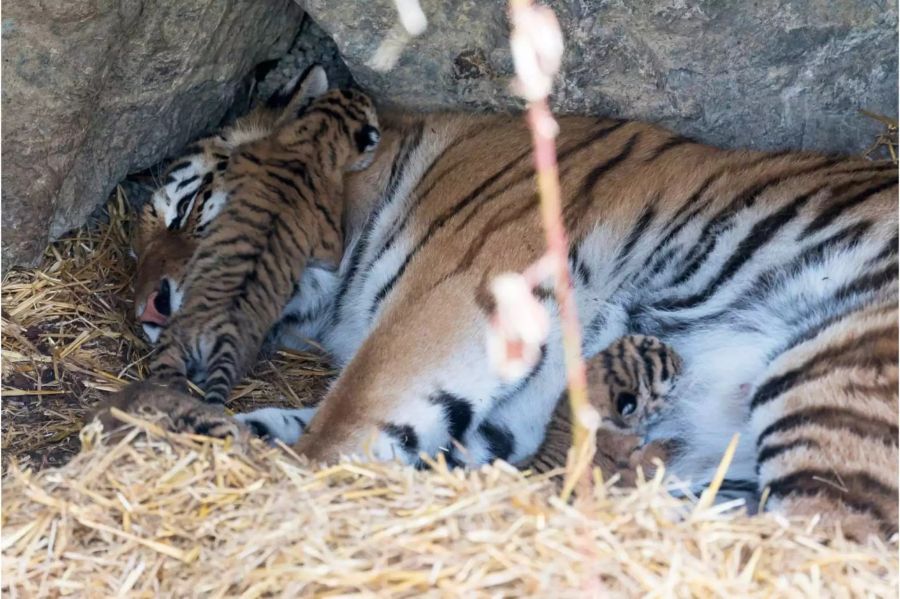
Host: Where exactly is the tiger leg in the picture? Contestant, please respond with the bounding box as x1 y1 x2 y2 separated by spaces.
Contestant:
145 328 194 393
750 304 898 541
145 321 221 400
236 304 565 465
90 381 239 440
98 319 240 436
286 290 563 466
147 300 268 405
235 406 318 445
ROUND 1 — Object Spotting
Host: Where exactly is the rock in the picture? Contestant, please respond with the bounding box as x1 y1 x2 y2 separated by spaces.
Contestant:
2 0 304 269
254 16 356 105
302 0 897 153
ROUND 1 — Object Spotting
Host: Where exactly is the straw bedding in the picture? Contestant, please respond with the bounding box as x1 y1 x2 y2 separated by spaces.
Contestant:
4 418 898 598
2 171 898 595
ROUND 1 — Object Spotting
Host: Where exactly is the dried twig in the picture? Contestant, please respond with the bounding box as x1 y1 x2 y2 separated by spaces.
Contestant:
493 0 598 499
860 109 898 164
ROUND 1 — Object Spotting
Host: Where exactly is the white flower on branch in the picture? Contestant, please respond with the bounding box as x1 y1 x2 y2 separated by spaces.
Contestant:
394 0 428 36
508 2 564 102
487 273 551 382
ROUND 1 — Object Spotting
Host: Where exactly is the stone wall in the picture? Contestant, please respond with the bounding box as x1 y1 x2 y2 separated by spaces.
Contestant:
2 0 303 268
303 0 897 154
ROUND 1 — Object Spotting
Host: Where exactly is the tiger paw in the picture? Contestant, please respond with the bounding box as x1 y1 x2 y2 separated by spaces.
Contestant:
626 439 670 480
592 433 670 487
90 380 242 441
587 334 682 436
235 406 318 445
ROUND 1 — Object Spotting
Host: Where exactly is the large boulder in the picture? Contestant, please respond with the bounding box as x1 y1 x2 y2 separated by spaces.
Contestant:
2 0 304 269
303 0 897 153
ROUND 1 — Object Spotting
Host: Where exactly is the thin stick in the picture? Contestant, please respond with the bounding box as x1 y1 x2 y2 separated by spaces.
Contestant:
527 104 594 498
508 0 596 497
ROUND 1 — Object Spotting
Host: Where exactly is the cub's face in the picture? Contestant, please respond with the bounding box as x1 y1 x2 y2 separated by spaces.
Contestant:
335 89 381 172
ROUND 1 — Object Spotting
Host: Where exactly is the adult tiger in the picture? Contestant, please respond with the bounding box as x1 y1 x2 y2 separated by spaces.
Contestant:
124 66 898 540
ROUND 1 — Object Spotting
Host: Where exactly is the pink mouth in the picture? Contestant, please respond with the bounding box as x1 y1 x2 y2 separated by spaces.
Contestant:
139 291 168 326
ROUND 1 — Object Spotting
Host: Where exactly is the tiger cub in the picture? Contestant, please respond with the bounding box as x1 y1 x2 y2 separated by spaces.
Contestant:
527 335 680 483
132 68 321 343
143 67 381 404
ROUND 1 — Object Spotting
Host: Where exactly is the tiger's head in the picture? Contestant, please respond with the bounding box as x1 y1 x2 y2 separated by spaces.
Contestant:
131 65 343 342
266 69 381 176
309 87 381 174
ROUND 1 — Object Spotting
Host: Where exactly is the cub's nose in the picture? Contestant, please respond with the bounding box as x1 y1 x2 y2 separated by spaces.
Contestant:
139 280 172 326
140 292 168 326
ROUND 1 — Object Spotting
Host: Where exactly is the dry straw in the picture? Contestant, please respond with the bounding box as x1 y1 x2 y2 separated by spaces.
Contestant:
3 415 898 597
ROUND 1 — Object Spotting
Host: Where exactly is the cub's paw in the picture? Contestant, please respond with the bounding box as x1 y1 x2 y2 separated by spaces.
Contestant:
169 403 240 440
256 325 282 362
593 433 670 487
625 439 670 480
235 406 318 445
587 334 682 435
91 380 241 441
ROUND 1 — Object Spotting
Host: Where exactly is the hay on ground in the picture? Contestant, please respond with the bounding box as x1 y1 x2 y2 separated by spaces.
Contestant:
2 417 897 597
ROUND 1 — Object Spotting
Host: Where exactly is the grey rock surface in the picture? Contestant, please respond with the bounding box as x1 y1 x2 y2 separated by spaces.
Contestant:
301 0 897 153
254 15 356 104
2 0 304 269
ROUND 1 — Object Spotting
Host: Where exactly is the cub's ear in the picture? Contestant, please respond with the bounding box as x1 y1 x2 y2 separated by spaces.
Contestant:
268 64 329 124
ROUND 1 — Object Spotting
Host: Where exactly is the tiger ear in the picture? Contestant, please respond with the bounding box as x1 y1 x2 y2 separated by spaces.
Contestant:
267 64 329 124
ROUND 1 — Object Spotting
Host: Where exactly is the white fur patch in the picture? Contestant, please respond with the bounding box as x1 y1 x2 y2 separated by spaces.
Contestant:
142 323 163 344
199 191 229 227
154 155 213 228
235 407 318 445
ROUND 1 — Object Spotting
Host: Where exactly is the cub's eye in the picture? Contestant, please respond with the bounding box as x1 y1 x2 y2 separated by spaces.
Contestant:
354 124 381 152
616 392 637 417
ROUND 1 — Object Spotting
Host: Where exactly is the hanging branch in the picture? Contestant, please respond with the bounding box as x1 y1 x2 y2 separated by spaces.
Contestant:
488 0 598 498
